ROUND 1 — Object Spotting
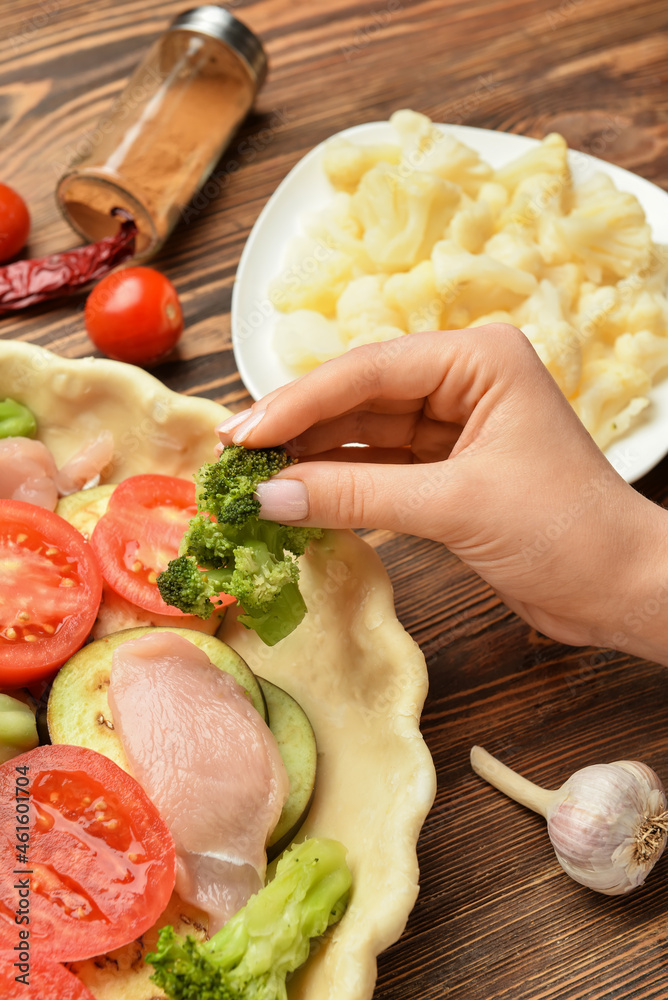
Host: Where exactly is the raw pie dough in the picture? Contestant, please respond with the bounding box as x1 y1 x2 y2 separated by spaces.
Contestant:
0 340 437 1000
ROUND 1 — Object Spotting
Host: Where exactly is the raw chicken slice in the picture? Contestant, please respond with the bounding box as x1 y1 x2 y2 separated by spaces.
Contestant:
0 437 59 509
108 632 289 934
55 429 114 495
0 431 115 509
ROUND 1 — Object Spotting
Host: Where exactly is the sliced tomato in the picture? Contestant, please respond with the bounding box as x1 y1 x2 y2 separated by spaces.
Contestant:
0 744 176 963
0 951 94 999
0 500 103 687
90 474 235 615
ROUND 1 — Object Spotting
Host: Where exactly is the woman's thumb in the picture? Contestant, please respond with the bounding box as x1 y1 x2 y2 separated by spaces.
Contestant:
254 459 460 540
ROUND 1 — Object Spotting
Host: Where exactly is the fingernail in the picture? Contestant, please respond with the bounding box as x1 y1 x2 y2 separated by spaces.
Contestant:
216 408 252 436
233 408 266 444
255 479 309 522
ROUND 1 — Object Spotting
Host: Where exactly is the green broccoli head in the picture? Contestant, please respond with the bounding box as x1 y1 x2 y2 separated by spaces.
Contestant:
157 555 231 619
158 444 324 645
147 838 351 1000
196 445 294 524
182 513 236 568
228 543 299 612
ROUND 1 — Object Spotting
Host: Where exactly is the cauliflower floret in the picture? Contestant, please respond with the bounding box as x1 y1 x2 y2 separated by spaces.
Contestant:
575 284 619 346
432 238 538 300
484 230 543 276
477 181 509 216
268 235 359 317
448 198 496 253
272 310 347 373
571 357 651 449
302 192 375 273
323 137 401 193
336 274 405 343
390 109 493 196
522 322 582 398
494 133 569 193
540 171 652 278
383 261 444 332
641 243 668 292
542 263 584 314
500 171 568 233
610 286 668 338
614 329 668 380
351 163 461 271
514 280 582 396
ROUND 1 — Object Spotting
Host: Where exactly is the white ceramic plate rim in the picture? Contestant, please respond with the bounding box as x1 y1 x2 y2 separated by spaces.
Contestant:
231 121 668 483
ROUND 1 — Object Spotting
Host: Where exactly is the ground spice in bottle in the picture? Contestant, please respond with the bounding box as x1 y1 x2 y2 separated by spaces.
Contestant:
56 5 267 259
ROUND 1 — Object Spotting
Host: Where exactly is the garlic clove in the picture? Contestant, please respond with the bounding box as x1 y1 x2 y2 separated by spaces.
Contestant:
546 761 668 895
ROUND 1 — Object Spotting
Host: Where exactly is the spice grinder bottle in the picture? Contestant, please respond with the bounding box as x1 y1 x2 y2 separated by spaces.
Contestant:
56 5 267 259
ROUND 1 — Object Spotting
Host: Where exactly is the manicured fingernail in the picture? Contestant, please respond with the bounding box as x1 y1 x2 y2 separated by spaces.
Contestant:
216 408 252 437
232 408 266 444
255 479 309 521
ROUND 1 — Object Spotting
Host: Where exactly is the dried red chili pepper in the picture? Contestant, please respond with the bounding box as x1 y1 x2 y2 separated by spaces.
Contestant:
0 211 137 313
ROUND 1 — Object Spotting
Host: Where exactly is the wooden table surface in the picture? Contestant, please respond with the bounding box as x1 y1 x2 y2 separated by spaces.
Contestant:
2 1 668 997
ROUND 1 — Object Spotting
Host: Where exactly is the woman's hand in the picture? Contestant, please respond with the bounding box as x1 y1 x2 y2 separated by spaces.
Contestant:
218 325 668 662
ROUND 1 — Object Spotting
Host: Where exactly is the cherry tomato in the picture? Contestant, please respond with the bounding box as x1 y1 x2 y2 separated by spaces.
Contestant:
0 951 95 999
0 744 176 963
0 183 30 263
0 500 103 688
90 474 235 615
84 266 184 366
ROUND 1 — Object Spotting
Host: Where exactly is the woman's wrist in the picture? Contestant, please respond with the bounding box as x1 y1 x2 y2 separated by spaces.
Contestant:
592 492 668 665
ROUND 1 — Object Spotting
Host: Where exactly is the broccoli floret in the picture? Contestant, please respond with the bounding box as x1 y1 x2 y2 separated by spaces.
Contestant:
156 555 233 619
157 445 324 646
147 838 351 1000
182 514 237 568
195 445 292 523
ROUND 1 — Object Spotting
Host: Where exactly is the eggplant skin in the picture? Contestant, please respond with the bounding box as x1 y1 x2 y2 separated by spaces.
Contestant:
259 676 318 859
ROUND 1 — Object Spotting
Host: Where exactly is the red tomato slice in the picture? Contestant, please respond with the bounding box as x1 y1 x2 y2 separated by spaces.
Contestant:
0 951 94 999
90 474 235 615
0 501 103 687
0 744 176 963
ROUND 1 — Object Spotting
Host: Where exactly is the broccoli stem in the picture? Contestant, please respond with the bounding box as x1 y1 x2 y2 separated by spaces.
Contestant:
147 838 351 1000
237 581 307 647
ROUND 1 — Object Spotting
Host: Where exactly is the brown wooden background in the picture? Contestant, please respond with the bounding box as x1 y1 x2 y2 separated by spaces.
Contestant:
2 1 668 997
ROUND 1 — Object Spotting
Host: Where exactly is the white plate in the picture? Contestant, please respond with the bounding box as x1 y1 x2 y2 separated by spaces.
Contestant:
231 122 668 483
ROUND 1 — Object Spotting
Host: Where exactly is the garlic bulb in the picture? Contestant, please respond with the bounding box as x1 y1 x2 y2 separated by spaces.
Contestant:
470 745 668 895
